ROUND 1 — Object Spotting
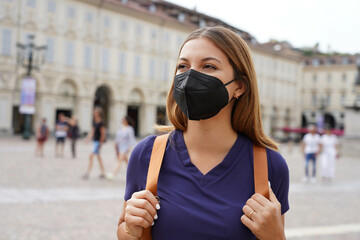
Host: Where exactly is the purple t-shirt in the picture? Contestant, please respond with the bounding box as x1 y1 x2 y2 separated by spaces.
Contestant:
125 130 289 240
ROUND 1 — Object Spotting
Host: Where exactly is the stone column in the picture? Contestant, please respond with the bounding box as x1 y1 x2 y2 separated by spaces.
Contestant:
140 103 157 137
111 100 127 135
0 92 13 134
275 108 286 140
261 106 272 136
39 95 56 132
345 109 360 138
78 97 93 134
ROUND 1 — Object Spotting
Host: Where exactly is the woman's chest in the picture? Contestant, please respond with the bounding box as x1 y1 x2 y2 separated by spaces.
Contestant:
152 162 255 240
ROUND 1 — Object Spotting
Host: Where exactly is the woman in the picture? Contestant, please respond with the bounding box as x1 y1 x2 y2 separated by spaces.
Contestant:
83 108 106 179
319 126 339 184
117 26 289 240
66 116 80 159
35 118 49 157
106 116 136 180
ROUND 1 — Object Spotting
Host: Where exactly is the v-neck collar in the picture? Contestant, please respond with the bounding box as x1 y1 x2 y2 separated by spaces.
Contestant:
173 130 244 186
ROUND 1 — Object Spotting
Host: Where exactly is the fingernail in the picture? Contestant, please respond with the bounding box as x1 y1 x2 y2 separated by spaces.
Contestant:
268 181 271 187
156 204 160 210
152 221 154 226
154 214 158 220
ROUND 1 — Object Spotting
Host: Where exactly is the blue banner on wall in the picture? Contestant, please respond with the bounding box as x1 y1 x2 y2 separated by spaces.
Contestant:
19 76 36 114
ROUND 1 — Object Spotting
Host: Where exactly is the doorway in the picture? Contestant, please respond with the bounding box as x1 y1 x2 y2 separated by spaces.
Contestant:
94 86 111 128
324 113 336 129
127 105 139 136
55 109 72 123
12 106 34 134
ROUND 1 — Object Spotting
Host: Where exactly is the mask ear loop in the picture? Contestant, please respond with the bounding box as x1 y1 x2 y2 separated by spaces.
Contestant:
225 75 244 100
224 78 238 102
224 78 237 86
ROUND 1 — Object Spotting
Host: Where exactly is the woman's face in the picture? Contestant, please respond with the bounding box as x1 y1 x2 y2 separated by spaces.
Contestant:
122 118 128 126
176 37 242 100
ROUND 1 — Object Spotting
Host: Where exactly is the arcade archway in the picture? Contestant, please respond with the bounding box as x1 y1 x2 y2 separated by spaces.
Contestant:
94 86 112 128
324 113 336 129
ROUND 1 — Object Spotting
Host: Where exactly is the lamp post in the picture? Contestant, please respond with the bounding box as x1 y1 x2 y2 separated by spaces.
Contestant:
16 34 46 139
316 95 328 133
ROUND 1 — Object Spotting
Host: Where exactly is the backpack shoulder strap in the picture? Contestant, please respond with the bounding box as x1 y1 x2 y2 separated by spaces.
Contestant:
253 144 269 199
145 133 170 195
142 133 169 240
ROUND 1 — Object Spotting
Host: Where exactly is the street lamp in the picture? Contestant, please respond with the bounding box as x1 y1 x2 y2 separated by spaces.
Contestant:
16 34 47 139
316 95 328 133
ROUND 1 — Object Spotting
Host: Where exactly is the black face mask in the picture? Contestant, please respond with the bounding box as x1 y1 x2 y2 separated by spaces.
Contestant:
173 69 236 120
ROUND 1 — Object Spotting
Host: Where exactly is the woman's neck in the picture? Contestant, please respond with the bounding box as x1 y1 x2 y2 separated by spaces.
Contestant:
183 106 238 152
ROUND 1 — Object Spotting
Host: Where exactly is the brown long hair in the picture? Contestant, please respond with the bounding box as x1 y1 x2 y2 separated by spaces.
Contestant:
158 26 278 151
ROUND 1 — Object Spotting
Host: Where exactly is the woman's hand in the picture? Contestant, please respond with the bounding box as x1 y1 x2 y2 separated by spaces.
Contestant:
241 187 285 240
124 190 160 238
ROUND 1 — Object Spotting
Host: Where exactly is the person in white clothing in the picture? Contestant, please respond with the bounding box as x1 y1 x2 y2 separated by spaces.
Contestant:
106 116 136 180
319 126 339 183
301 124 321 183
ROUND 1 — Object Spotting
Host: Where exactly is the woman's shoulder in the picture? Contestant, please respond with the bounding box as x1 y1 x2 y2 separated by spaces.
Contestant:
238 133 288 173
133 134 157 149
265 148 289 176
130 135 157 162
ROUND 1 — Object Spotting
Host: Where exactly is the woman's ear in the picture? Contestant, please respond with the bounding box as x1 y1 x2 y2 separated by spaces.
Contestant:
234 78 246 99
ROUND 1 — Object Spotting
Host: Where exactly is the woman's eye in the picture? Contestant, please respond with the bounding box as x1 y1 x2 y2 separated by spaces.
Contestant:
177 64 187 70
204 64 216 70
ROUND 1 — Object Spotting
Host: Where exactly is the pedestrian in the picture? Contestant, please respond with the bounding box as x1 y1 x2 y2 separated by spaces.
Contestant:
117 26 289 240
301 124 321 183
106 116 136 180
83 107 106 179
35 118 49 157
320 125 339 184
66 116 80 159
55 113 68 157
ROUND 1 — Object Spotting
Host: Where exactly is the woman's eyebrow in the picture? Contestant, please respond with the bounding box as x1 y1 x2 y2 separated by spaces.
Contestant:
178 57 189 62
178 57 222 64
202 57 222 64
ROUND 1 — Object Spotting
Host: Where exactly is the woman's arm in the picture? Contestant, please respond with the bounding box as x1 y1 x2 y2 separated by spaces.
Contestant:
301 141 305 155
117 190 160 240
36 126 41 138
85 128 94 143
117 202 136 240
100 126 106 143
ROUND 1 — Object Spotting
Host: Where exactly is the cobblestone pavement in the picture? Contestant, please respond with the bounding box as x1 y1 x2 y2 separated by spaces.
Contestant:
0 136 359 240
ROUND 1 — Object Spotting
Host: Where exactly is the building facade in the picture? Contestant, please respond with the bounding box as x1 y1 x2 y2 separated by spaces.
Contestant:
252 42 302 138
302 55 360 131
0 0 305 139
1 0 194 136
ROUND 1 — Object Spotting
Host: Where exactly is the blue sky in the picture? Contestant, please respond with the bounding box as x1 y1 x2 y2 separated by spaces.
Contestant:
167 0 360 54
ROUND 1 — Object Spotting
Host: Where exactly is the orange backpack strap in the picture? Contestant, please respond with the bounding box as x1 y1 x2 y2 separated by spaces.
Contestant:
253 144 269 199
141 133 170 240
